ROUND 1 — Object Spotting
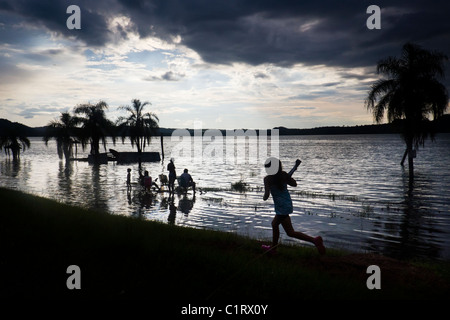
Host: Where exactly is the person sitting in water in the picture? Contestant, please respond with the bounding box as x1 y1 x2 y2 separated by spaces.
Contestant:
179 168 196 193
141 170 161 193
143 170 152 193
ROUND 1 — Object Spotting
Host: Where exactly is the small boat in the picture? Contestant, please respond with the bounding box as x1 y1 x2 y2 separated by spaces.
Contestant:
108 149 161 163
87 153 111 164
74 149 161 164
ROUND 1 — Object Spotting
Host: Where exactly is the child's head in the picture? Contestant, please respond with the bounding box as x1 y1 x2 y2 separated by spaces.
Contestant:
264 157 281 175
127 168 131 172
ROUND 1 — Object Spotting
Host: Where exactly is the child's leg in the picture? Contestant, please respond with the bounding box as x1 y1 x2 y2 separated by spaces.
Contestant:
271 215 283 246
281 216 315 243
281 216 326 254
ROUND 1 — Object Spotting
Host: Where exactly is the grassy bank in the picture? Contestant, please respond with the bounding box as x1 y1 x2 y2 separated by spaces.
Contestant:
1 187 449 300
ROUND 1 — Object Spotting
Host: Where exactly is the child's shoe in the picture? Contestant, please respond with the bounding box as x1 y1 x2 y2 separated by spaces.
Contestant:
313 236 326 255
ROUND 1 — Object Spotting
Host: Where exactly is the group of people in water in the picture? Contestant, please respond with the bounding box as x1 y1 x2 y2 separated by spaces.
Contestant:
126 157 326 255
126 158 196 195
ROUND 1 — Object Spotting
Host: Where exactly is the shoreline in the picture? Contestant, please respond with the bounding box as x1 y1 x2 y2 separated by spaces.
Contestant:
1 186 449 300
2 116 450 137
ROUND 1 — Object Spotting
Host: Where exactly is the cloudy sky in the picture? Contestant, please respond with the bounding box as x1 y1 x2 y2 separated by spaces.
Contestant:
1 0 449 129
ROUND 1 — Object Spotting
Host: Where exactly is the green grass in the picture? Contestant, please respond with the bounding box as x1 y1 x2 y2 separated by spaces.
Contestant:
1 187 449 300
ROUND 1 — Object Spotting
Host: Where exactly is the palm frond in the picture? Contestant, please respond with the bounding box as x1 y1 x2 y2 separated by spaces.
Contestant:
376 56 403 78
116 99 159 153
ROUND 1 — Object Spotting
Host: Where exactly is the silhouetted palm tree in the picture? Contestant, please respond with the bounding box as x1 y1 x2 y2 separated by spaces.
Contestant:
365 43 448 181
117 99 159 164
43 112 80 163
0 129 30 161
73 101 116 157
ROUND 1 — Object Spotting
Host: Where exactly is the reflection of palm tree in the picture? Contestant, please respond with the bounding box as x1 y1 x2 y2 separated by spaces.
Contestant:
0 128 30 161
396 173 440 260
74 101 116 157
43 112 80 163
57 160 73 197
366 43 449 182
117 99 159 165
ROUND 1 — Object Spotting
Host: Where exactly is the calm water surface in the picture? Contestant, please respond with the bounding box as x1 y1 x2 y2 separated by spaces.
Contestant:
1 134 449 260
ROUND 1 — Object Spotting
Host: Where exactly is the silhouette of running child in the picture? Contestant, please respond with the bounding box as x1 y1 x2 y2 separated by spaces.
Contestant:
262 158 325 255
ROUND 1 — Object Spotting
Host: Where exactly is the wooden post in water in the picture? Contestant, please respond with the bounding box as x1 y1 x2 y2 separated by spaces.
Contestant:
160 135 165 160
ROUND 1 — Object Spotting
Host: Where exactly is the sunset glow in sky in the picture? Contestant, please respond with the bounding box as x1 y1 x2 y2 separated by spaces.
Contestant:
1 0 449 129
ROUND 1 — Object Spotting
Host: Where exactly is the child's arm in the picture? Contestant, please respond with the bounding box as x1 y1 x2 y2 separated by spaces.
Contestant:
288 159 301 177
286 173 297 187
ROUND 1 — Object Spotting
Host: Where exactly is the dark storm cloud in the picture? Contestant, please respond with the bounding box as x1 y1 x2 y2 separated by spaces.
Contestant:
117 0 450 69
2 0 450 69
0 0 114 47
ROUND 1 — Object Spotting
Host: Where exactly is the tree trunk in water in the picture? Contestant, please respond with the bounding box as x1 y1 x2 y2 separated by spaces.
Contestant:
136 139 142 168
91 136 100 156
406 141 414 183
63 143 72 163
11 147 20 161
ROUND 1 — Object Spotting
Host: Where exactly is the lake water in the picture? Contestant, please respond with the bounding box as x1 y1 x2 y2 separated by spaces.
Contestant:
1 134 449 260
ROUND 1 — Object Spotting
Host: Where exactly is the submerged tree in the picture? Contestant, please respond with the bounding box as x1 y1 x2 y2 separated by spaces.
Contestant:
365 42 449 182
43 112 80 163
73 100 116 157
116 99 159 165
0 128 30 161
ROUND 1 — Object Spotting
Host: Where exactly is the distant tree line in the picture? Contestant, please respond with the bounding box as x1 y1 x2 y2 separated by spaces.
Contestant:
2 113 449 143
274 115 450 135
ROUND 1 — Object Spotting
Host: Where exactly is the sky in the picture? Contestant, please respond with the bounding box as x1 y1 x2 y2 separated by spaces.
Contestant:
1 0 450 130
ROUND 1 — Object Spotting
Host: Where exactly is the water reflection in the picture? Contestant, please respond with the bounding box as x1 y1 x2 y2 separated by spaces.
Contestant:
396 170 442 260
138 192 154 211
361 168 446 260
130 189 197 219
57 161 73 197
178 194 196 216
1 158 32 190
1 159 21 179
162 193 196 224
90 164 109 213
168 200 177 225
